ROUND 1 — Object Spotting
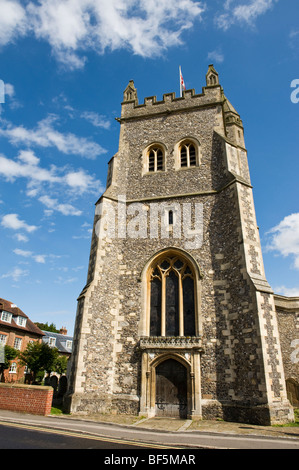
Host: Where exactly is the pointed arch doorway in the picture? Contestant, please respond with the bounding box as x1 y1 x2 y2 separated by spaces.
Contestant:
155 358 187 418
139 248 204 419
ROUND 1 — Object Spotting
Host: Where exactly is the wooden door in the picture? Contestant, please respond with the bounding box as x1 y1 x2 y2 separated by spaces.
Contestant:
155 359 187 418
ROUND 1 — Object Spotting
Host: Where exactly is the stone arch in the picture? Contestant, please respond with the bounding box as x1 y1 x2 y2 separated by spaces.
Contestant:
149 354 191 418
174 136 201 170
142 142 167 175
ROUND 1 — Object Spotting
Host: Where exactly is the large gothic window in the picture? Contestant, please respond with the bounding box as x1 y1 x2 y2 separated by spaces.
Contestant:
149 255 196 337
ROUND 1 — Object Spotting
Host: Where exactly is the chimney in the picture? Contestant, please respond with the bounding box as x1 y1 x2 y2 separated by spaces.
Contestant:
59 326 67 335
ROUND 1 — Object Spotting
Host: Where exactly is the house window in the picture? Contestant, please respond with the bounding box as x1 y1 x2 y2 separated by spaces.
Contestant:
9 362 17 373
148 146 164 172
0 334 7 345
180 142 197 168
49 337 56 347
1 311 12 323
14 337 22 350
66 340 72 349
149 255 196 337
16 316 27 327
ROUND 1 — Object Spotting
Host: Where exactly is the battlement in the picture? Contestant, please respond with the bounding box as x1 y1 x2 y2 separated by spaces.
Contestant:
120 85 222 120
120 65 223 121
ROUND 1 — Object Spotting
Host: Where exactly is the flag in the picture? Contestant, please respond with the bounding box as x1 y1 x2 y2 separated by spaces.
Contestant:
179 66 186 96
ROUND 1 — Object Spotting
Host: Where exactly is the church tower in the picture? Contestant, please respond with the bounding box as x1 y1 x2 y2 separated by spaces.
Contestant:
65 66 293 425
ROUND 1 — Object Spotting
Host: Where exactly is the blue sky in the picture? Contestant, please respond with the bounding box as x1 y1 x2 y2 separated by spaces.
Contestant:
0 0 298 335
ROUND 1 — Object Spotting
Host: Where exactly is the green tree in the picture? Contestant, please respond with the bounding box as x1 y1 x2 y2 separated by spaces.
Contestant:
18 342 59 383
34 322 59 333
0 345 19 382
54 355 68 375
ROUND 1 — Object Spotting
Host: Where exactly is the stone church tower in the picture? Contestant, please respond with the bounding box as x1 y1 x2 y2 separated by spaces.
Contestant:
65 66 294 425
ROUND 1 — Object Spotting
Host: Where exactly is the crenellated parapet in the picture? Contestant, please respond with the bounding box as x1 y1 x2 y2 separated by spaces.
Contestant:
121 85 223 120
121 66 223 121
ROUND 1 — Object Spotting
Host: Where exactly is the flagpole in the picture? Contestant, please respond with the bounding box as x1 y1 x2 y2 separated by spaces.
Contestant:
179 66 182 97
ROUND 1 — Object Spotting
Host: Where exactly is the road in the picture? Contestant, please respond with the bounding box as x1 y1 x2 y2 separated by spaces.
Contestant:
0 422 166 449
0 411 299 450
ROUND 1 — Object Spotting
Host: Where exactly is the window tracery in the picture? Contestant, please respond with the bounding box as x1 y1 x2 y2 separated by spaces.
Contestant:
149 255 196 337
180 142 197 168
148 146 164 172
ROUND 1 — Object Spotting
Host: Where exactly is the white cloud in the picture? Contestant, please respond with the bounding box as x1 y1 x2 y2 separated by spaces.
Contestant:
289 29 299 52
33 254 47 263
15 233 29 242
4 83 15 98
0 115 106 159
55 275 78 284
207 49 224 63
266 213 299 269
81 111 111 129
0 0 27 46
233 0 277 23
13 248 52 264
215 0 277 30
0 149 102 195
0 0 205 68
13 248 33 258
39 195 82 216
274 285 299 297
1 213 38 232
1 266 29 282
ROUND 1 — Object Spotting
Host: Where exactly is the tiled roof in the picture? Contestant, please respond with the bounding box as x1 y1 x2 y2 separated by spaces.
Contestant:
0 297 44 337
42 330 73 354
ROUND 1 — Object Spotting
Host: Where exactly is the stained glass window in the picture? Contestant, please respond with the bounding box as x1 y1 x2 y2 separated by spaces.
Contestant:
149 255 196 337
183 276 195 336
166 271 179 336
150 277 162 336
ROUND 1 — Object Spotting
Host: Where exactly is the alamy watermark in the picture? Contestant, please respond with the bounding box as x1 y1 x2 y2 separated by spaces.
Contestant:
94 195 204 249
291 339 299 364
290 79 299 104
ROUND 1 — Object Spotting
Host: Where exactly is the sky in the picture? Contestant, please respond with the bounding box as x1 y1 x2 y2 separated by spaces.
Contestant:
0 0 298 336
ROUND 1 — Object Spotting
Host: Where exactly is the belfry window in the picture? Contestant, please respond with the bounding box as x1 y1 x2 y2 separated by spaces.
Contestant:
148 147 164 172
180 142 197 168
149 255 196 337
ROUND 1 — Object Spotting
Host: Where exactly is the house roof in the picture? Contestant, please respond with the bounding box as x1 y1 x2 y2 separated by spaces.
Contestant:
42 330 73 354
0 297 44 337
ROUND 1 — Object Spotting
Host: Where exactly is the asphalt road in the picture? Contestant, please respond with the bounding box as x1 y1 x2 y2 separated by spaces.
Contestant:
0 422 144 449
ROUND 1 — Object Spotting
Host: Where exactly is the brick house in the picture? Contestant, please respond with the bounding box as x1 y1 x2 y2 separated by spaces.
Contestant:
0 298 44 382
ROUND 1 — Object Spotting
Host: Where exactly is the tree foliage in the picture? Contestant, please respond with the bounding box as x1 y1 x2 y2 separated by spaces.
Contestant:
0 345 19 382
18 342 59 382
54 355 68 375
3 345 19 370
34 322 59 333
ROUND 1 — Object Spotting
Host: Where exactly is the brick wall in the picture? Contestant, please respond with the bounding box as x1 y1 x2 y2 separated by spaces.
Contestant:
0 383 53 415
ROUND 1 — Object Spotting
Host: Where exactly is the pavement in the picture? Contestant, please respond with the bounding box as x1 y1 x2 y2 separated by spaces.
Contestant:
54 411 299 439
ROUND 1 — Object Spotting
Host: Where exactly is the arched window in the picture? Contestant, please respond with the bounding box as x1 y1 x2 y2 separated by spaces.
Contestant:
148 146 164 172
149 255 196 337
180 142 197 168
